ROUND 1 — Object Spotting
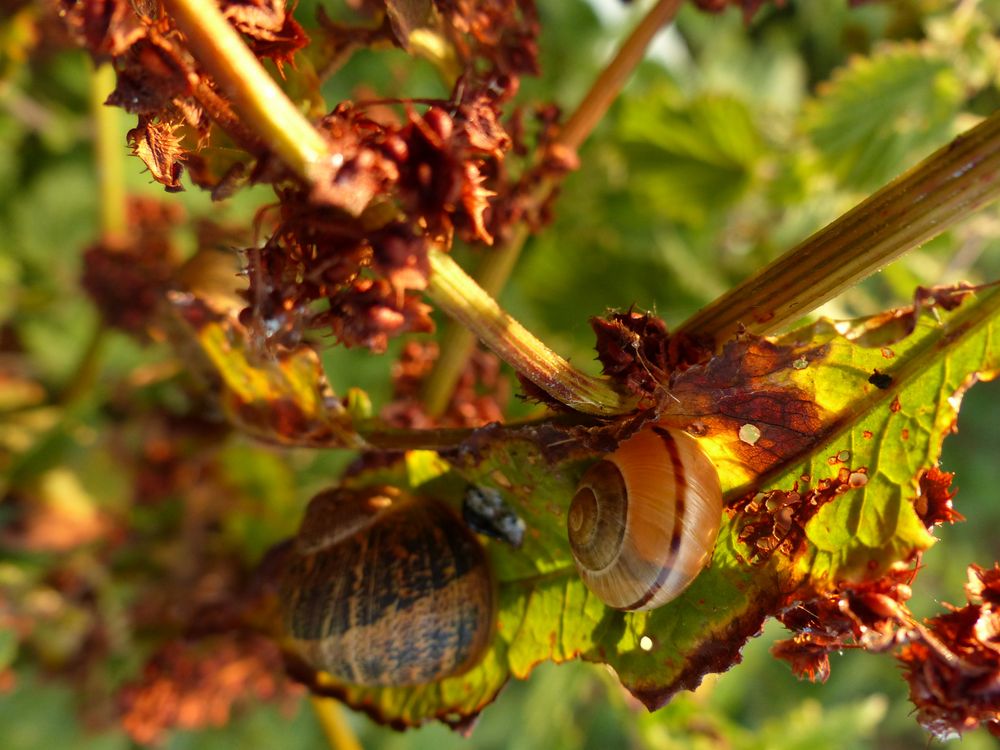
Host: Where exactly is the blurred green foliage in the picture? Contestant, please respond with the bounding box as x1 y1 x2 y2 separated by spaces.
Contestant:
2 0 1000 747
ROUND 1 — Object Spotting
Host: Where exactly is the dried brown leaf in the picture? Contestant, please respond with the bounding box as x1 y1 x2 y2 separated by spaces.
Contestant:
127 116 187 190
899 564 1000 739
915 466 965 528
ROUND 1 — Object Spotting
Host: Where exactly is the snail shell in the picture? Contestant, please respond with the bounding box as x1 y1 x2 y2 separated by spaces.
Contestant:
280 486 495 687
567 425 722 611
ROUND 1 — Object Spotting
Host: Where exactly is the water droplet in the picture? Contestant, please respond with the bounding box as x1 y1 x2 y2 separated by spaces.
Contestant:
739 423 761 445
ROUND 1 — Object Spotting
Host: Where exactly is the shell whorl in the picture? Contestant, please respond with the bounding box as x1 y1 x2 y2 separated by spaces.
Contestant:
567 425 723 611
280 487 495 686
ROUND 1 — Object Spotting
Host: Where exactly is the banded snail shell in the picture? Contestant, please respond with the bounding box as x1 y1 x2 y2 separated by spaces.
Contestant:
280 486 495 686
567 425 723 611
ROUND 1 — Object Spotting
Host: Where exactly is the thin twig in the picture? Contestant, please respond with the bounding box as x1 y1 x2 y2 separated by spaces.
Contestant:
422 0 684 415
425 249 635 415
90 61 126 247
58 323 106 408
310 697 363 750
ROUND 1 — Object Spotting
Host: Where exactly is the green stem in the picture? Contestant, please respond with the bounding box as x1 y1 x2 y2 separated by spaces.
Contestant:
60 64 121 407
59 323 106 408
161 0 633 416
422 225 530 417
161 0 333 181
422 0 684 416
310 697 362 750
677 110 1000 348
90 61 126 246
426 249 634 415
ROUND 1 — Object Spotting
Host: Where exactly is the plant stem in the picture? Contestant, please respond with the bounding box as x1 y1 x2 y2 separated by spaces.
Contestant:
59 322 106 408
61 63 120 408
161 0 333 181
310 697 362 750
559 0 684 153
422 0 683 416
677 110 1000 348
357 424 478 451
426 249 634 415
90 61 126 247
421 225 529 417
161 0 634 416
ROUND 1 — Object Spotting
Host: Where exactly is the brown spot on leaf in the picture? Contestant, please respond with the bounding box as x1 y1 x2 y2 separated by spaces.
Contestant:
662 335 827 476
849 470 869 489
890 395 902 413
732 471 861 563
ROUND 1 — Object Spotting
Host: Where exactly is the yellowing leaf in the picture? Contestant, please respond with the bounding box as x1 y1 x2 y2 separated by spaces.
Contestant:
168 293 363 449
296 286 1000 726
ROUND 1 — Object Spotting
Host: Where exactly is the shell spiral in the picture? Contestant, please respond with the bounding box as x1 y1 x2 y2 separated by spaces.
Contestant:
280 486 495 686
567 425 723 611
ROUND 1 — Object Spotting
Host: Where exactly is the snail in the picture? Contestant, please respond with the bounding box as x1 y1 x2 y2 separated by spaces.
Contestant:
567 424 723 611
280 485 495 687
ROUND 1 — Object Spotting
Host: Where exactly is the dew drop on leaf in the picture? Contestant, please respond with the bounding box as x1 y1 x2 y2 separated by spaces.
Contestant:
738 423 761 445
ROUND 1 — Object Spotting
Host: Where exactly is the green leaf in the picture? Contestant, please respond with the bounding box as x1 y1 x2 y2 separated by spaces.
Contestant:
300 286 1000 726
617 86 762 227
804 42 963 192
219 439 301 563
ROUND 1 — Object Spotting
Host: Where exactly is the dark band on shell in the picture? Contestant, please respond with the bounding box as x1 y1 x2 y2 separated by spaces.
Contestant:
567 425 723 611
281 487 495 686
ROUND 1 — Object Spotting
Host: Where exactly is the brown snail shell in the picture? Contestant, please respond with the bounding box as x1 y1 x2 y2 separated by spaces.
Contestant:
567 425 723 611
280 486 495 687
